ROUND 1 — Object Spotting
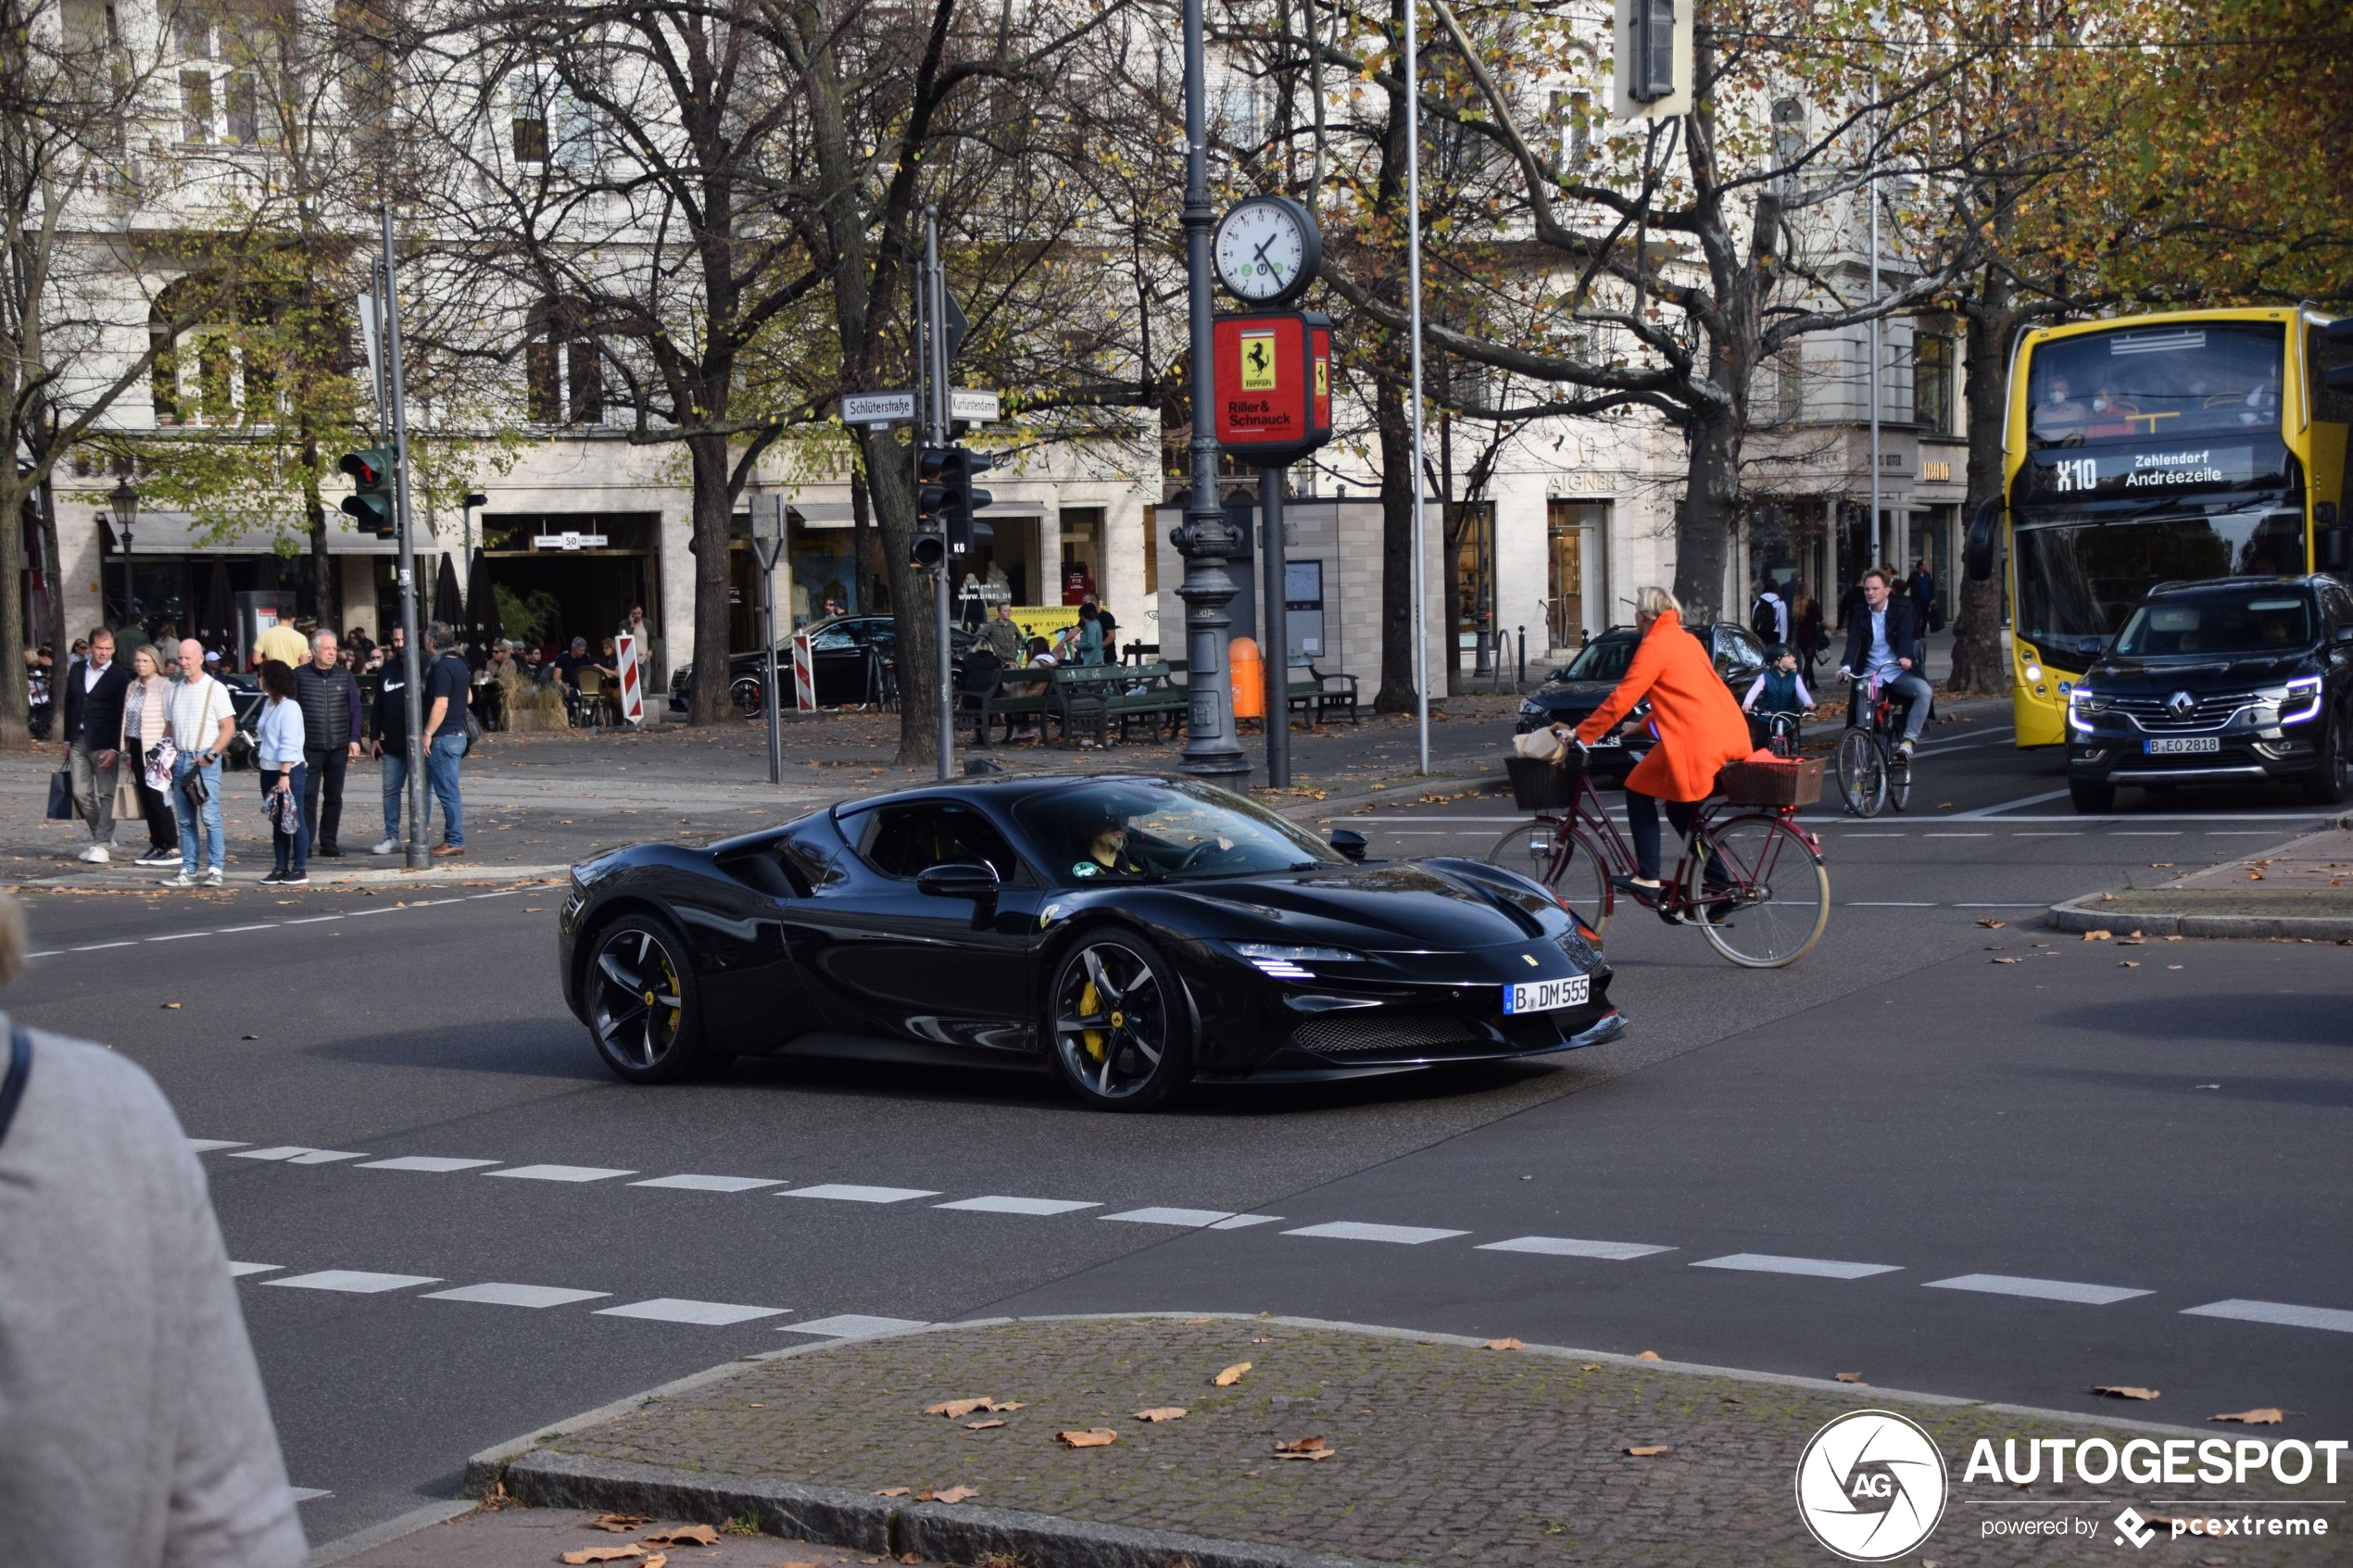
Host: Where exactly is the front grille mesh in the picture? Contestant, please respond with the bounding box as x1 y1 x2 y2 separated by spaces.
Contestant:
1290 1015 1481 1055
2108 692 2259 732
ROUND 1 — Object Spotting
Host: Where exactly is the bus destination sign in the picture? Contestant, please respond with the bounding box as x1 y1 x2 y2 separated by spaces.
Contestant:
2024 438 2285 504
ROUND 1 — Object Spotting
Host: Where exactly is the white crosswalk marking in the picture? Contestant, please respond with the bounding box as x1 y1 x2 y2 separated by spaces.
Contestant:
595 1298 789 1326
935 1196 1101 1216
422 1283 610 1309
1283 1221 1469 1245
778 1184 941 1203
1102 1207 1238 1227
1208 1214 1284 1230
268 1270 440 1293
1478 1236 1674 1261
632 1173 786 1192
785 1314 929 1337
232 1147 328 1161
359 1156 500 1173
228 1262 281 1277
187 1138 247 1152
2183 1298 2353 1335
484 1164 635 1183
1924 1273 2150 1306
1692 1254 1900 1280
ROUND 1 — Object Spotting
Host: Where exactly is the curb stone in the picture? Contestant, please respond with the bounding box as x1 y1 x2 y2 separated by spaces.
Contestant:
2047 812 2353 938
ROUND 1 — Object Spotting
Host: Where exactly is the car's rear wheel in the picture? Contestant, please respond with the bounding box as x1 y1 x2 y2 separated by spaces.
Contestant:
585 913 716 1084
730 675 766 717
2069 778 2116 814
1046 930 1193 1110
2300 715 2347 805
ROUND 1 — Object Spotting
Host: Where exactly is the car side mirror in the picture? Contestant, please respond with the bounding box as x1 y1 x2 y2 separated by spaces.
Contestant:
1329 828 1368 862
2334 623 2353 646
915 860 1000 900
1964 500 2001 582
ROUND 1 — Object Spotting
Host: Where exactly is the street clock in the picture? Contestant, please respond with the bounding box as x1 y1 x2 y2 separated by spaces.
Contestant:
1213 195 1322 307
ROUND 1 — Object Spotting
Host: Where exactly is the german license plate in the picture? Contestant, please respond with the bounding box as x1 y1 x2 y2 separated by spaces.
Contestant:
1504 975 1590 1014
2145 735 2219 755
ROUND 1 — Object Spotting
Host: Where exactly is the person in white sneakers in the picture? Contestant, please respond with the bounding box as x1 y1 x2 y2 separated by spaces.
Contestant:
162 637 236 889
61 625 132 864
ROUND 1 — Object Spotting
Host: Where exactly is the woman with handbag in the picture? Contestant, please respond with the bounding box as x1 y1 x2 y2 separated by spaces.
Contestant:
252 659 309 886
115 645 181 868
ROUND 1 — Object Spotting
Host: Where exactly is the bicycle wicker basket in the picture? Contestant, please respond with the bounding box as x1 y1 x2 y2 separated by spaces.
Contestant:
1506 753 1584 810
1716 755 1824 807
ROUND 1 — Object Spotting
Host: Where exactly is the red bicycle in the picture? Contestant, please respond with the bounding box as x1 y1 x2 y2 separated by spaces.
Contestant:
1488 751 1831 968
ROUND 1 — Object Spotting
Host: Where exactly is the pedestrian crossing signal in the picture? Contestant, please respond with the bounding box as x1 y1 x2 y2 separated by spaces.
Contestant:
338 446 397 539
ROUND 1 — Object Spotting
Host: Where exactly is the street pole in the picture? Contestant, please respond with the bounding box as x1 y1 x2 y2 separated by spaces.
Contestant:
1173 0 1251 789
1868 169 1881 572
925 206 952 783
379 203 427 872
1403 0 1430 775
1260 466 1290 787
752 495 784 785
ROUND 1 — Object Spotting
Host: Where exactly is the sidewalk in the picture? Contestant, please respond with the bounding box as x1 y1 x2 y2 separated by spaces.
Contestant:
2051 822 2353 937
466 1315 2334 1568
0 697 1525 892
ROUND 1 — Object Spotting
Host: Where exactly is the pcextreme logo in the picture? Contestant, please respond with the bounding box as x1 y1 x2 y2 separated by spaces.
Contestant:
1794 1410 1949 1562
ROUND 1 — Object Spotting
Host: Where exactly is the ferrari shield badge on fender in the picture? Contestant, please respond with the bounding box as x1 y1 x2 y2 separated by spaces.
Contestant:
1039 902 1067 929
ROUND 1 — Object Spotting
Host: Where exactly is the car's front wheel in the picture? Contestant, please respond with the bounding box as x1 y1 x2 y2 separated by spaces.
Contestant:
2301 713 2349 805
1045 930 1194 1110
2069 778 2117 814
585 913 717 1084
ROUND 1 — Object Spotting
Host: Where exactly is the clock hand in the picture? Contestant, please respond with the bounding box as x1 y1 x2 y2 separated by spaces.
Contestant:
1252 233 1286 279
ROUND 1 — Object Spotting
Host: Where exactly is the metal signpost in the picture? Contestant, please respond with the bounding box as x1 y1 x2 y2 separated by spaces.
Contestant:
377 204 428 871
924 207 953 783
748 495 786 784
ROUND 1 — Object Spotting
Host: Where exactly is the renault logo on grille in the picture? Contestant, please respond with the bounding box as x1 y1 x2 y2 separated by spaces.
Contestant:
2167 690 2196 720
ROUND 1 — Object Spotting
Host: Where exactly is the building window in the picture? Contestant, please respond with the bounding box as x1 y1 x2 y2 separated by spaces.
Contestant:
179 68 214 141
172 5 214 58
1769 345 1804 423
511 112 548 162
1914 328 1955 435
511 67 597 168
526 301 601 425
223 69 258 143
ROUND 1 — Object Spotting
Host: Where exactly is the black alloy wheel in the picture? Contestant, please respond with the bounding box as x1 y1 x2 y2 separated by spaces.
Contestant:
1046 930 1193 1110
731 675 766 717
586 913 715 1084
2301 714 2349 805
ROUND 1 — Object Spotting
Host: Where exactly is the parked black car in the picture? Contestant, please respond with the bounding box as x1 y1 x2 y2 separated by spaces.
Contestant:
669 615 975 713
1513 621 1770 768
558 774 1623 1109
2064 575 2353 810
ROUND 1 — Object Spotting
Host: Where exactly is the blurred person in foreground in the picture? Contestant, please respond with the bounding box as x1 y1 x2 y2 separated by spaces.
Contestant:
0 892 308 1565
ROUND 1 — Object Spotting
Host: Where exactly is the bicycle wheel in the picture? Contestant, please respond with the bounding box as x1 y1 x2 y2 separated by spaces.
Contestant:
1689 814 1830 968
1833 727 1887 817
1486 820 1614 935
1887 747 1912 813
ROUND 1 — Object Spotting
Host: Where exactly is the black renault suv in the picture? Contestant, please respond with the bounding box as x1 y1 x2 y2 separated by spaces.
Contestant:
2064 575 2353 811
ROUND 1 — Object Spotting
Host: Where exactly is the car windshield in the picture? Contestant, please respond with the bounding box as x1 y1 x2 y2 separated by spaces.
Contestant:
2110 588 2316 658
2012 507 2307 663
1557 638 1634 683
1013 779 1343 884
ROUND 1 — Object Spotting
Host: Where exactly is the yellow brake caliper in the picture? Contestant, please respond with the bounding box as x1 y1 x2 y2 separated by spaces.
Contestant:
1079 980 1107 1061
660 958 681 1034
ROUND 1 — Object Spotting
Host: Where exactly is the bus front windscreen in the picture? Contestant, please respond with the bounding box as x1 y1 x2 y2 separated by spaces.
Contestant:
2013 507 2308 664
2027 323 2284 449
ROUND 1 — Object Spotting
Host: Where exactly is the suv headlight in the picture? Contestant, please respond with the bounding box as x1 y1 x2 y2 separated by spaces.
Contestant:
2267 674 2324 724
2066 687 2109 733
1518 698 1545 718
1234 943 1364 979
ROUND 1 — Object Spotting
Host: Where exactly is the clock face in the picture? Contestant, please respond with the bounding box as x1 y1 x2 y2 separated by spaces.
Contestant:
1214 198 1317 305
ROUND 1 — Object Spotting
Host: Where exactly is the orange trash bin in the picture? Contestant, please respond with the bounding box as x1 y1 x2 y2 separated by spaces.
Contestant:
1229 636 1264 721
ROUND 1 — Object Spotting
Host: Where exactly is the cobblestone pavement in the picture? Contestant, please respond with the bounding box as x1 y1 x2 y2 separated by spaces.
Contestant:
0 696 1523 888
333 1505 952 1567
535 1318 2338 1567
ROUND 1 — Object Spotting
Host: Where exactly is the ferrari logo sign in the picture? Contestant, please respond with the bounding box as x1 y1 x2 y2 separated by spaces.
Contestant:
1315 358 1328 396
1239 330 1277 390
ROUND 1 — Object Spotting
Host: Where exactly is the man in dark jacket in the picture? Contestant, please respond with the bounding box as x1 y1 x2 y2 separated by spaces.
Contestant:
1835 569 1932 754
293 631 362 859
61 626 133 863
368 646 413 855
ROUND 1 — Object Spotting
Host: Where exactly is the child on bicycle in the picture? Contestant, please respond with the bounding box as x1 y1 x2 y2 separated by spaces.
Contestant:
1741 644 1815 726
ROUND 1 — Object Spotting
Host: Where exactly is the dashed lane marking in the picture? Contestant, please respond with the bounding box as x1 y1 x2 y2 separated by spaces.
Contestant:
936 1195 1101 1215
1692 1253 1902 1280
779 1183 942 1203
268 1270 441 1294
1283 1221 1471 1245
233 1147 366 1164
421 1283 610 1309
484 1163 635 1184
358 1156 499 1173
1103 1206 1239 1227
594 1298 790 1326
785 1314 931 1337
25 887 547 964
1478 1236 1675 1261
1924 1273 2152 1306
2183 1299 2353 1335
631 1173 786 1192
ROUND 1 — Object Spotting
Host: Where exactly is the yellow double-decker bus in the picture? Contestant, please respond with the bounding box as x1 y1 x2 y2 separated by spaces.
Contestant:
1967 308 2353 746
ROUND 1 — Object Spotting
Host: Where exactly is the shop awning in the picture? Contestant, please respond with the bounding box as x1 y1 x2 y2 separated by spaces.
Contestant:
91 508 413 555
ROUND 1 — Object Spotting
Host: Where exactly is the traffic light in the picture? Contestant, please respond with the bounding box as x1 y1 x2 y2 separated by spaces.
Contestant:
942 446 996 558
912 445 950 569
339 445 397 539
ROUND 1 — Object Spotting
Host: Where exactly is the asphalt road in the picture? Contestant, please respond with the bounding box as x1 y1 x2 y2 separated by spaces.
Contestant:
6 710 2347 1554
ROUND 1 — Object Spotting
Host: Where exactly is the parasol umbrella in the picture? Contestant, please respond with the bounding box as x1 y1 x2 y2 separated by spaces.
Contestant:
432 551 464 632
465 547 502 666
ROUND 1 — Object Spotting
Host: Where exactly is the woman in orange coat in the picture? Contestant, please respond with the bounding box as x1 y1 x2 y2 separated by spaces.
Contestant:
1569 587 1753 903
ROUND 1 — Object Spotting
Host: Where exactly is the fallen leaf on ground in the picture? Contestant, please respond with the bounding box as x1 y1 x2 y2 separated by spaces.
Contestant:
1636 1349 1661 1361
2120 960 2141 968
1992 957 2021 964
1580 1363 1602 1372
1133 1407 1189 1422
925 1397 1018 1418
874 1487 910 1497
2165 934 2184 941
1213 1361 1252 1386
965 1419 1004 1431
1483 1337 1525 1350
2092 1386 2160 1400
560 1549 642 1565
2211 1409 2296 1424
1975 918 2006 929
2168 964 2184 970
1834 1373 1866 1385
1183 1317 1214 1324
2195 1084 2221 1090
1275 1436 1338 1461
587 1513 649 1533
1058 1427 1119 1449
162 1000 183 1009
2083 930 2112 941
916 1486 978 1504
780 1562 820 1567
643 1558 665 1568
640 1527 719 1546
1626 1445 1672 1457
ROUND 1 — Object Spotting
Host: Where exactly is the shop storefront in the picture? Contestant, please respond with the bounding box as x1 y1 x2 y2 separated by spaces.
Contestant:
476 511 661 659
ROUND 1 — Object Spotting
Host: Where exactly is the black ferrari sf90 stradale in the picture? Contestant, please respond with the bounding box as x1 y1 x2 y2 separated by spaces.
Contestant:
558 775 1624 1109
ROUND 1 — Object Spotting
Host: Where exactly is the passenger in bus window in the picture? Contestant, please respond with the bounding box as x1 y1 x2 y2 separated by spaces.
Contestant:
2239 365 2280 427
2087 383 2140 437
2034 376 2089 442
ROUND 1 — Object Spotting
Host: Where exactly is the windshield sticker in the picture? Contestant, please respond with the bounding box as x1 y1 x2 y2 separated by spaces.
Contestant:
1071 862 1101 877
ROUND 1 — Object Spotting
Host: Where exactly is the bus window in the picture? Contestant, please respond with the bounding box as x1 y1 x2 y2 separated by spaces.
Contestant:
2028 324 2284 448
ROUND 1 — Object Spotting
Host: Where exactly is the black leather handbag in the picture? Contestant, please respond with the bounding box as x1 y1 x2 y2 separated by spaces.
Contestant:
46 770 74 821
